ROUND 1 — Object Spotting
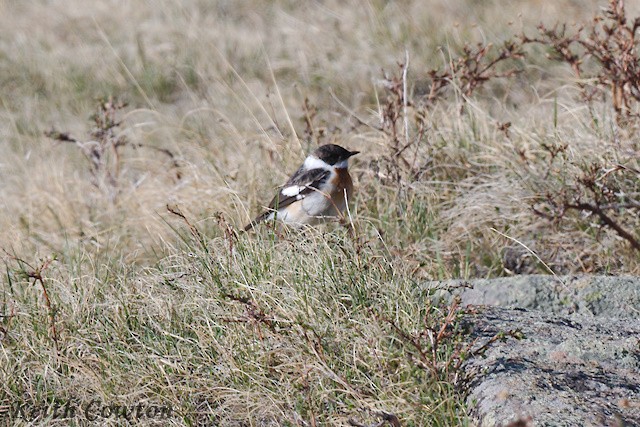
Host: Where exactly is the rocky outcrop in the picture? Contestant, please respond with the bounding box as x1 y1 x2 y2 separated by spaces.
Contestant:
432 275 640 427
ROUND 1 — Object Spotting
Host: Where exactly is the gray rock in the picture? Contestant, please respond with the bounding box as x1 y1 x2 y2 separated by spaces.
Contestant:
427 275 640 426
431 275 640 318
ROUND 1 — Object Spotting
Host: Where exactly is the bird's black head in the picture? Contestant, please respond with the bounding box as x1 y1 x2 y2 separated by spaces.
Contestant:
312 144 359 166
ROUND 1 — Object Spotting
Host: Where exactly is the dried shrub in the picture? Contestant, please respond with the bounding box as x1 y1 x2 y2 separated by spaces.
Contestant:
522 0 640 122
519 0 640 260
373 296 522 386
421 41 525 104
533 161 640 254
374 42 524 184
46 97 180 203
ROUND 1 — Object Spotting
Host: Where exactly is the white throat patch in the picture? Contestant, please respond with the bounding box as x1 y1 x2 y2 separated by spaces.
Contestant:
334 159 348 169
304 156 332 171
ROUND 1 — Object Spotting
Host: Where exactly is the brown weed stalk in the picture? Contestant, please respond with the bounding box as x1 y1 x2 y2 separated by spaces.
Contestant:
4 254 59 350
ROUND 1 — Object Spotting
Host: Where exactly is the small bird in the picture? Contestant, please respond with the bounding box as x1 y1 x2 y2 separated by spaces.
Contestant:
245 144 359 231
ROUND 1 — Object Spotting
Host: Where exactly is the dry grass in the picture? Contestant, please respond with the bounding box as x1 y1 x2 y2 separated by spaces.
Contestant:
1 0 639 425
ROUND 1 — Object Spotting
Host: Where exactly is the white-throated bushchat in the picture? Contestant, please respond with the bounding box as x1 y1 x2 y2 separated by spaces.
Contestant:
245 144 359 230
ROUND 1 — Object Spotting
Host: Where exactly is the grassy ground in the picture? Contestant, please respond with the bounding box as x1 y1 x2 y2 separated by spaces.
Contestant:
1 0 639 425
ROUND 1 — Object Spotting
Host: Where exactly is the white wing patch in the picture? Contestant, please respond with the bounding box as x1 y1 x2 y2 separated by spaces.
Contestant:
281 185 303 197
281 180 316 198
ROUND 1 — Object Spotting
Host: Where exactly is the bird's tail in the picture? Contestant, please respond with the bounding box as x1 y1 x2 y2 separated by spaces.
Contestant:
243 212 268 231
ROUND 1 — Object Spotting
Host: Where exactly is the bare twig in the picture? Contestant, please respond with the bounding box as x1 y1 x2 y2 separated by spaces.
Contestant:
565 202 640 251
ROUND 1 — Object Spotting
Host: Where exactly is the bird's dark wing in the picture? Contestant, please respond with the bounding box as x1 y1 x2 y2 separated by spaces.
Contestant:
244 167 330 230
268 167 331 210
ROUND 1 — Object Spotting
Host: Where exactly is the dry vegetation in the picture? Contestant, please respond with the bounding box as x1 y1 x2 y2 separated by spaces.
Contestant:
1 0 639 425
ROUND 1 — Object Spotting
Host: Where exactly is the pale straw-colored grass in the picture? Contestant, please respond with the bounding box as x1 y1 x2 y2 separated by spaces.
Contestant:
1 0 638 425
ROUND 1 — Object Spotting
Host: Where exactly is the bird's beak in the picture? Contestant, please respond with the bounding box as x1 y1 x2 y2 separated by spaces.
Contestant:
349 150 360 157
